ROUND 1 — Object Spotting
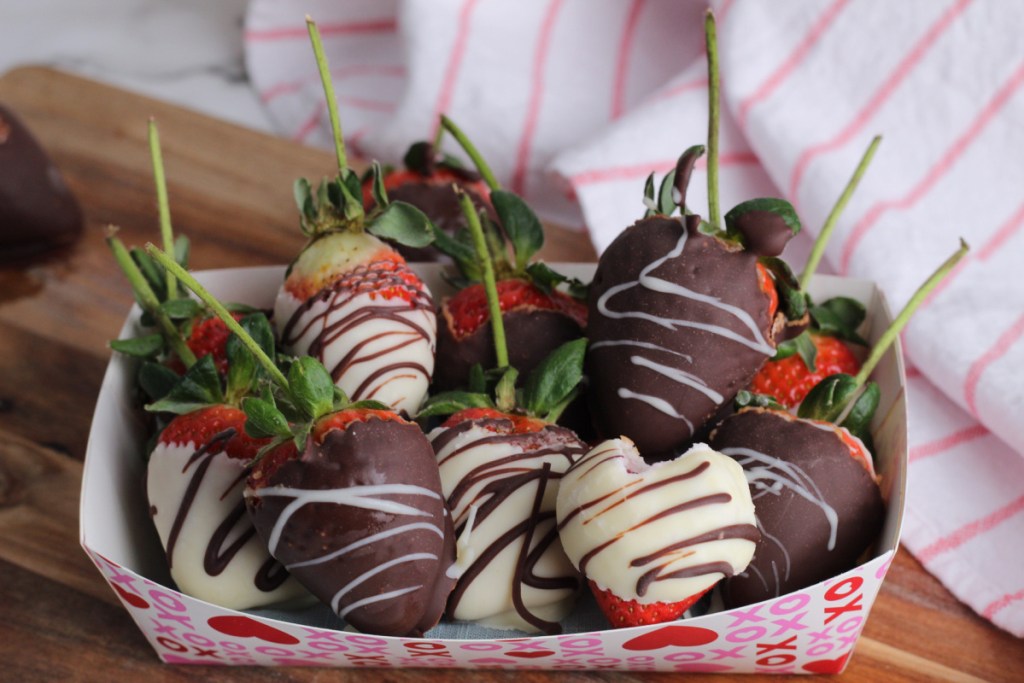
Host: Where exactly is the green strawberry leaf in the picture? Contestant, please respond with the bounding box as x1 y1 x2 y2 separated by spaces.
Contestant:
241 395 291 439
110 333 165 359
367 200 436 247
734 390 783 411
173 234 190 273
657 168 678 217
491 190 544 272
468 364 487 394
433 224 481 281
161 298 201 321
797 373 859 423
642 172 657 217
839 381 880 449
760 256 808 320
145 355 224 415
131 246 166 301
417 391 496 419
287 356 336 421
346 399 392 411
793 330 818 373
369 161 390 209
226 313 276 401
138 361 181 402
810 297 868 345
522 337 587 418
724 198 802 241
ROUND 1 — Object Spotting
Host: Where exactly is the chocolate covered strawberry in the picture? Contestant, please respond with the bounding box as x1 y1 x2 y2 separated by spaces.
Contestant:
361 118 495 262
419 199 589 634
149 248 457 637
750 137 883 407
243 366 456 637
143 313 307 610
555 438 759 629
711 240 968 607
274 19 437 416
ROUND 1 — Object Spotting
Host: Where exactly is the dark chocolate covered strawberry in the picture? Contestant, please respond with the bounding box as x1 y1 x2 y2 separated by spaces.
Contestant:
149 248 456 636
0 102 83 261
711 240 968 607
586 13 799 459
274 19 437 416
361 118 495 262
433 187 587 393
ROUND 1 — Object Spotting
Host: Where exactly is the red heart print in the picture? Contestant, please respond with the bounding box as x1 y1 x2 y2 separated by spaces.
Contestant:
207 615 300 644
623 625 719 650
803 652 851 674
111 583 149 609
505 650 555 659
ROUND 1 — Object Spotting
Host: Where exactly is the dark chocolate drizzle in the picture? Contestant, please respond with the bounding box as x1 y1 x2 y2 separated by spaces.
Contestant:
433 418 587 634
162 428 290 591
280 259 434 402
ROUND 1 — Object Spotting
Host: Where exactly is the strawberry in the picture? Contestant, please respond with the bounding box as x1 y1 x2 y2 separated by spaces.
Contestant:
419 219 590 634
432 180 588 397
589 581 709 628
710 240 968 608
273 19 439 416
239 356 456 638
556 438 759 630
361 138 493 262
749 333 860 408
140 309 308 611
444 278 587 341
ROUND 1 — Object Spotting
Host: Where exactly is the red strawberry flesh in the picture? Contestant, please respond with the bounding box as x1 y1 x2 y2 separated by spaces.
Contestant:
589 580 709 628
159 405 269 461
444 278 587 341
750 334 861 407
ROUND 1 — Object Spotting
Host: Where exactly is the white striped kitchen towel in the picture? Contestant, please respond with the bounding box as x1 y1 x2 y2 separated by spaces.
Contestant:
245 0 1024 637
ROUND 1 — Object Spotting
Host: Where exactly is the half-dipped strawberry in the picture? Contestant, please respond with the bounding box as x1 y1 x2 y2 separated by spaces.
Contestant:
273 19 438 416
750 330 861 408
556 438 759 629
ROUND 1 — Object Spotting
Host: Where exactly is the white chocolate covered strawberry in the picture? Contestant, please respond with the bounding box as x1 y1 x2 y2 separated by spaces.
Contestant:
556 439 759 627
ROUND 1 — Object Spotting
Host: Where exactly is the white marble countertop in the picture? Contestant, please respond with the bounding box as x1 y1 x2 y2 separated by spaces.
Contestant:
1 0 275 134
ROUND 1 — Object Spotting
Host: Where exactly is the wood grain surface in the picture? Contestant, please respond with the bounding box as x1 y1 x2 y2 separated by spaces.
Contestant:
0 66 1019 682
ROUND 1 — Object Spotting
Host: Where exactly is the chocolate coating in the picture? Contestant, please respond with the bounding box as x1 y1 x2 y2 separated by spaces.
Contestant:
586 214 780 458
246 417 456 636
0 103 83 261
709 409 885 608
434 308 585 391
732 209 793 257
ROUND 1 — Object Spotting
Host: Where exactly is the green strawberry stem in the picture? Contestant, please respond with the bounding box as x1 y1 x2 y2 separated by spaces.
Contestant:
458 191 509 368
144 243 290 389
800 136 882 290
440 115 501 191
432 117 446 151
107 229 196 367
148 118 177 301
852 239 969 388
306 15 348 174
705 10 722 230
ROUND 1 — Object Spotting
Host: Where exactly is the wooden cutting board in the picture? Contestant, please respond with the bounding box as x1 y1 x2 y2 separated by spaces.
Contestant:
0 66 1018 682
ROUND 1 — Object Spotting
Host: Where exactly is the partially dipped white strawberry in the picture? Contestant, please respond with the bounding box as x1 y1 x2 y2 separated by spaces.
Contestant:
556 439 759 628
274 18 437 416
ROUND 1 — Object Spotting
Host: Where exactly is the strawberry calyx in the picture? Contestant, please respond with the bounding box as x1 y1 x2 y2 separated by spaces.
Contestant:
588 580 709 628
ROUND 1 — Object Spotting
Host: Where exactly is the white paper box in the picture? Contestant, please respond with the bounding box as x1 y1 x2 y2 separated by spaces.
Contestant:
80 265 906 673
